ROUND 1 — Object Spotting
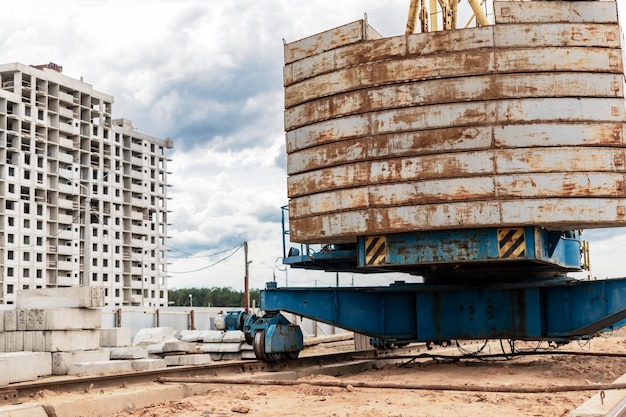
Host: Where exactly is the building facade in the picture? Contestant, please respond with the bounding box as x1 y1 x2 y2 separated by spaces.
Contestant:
0 62 172 306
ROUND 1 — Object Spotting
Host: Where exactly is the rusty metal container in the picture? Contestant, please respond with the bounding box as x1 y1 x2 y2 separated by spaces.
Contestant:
284 1 626 244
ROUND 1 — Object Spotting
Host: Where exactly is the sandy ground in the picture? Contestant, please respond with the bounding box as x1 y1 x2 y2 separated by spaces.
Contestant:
93 329 626 417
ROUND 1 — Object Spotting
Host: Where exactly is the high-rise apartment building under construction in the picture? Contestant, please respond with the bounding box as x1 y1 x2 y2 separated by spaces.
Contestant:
0 62 172 306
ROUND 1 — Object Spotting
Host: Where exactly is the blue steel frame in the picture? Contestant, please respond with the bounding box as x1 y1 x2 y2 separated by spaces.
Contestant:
261 278 626 343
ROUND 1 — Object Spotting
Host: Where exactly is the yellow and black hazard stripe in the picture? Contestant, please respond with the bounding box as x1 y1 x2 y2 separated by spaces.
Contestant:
365 236 387 266
497 228 526 258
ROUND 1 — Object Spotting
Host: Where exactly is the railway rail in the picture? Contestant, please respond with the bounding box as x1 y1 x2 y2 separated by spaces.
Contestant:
3 340 626 416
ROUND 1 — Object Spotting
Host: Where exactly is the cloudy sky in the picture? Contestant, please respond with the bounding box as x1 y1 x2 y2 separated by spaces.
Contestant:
2 1 626 291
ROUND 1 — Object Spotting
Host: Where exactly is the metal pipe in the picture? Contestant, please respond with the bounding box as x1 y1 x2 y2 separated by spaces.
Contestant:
157 377 626 394
467 0 489 26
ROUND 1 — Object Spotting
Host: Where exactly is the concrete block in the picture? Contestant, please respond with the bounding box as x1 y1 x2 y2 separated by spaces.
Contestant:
146 337 179 354
164 353 212 366
132 358 167 371
0 310 4 332
208 353 224 361
0 359 8 386
0 352 52 383
203 330 225 343
16 309 27 330
68 360 133 376
16 287 104 309
4 309 17 331
23 331 45 352
200 342 243 353
222 330 245 343
162 340 198 353
100 327 131 347
0 404 48 417
52 349 111 375
42 329 101 352
179 330 211 342
133 327 177 346
110 346 148 359
5 331 24 352
570 374 626 416
27 308 102 331
241 350 257 360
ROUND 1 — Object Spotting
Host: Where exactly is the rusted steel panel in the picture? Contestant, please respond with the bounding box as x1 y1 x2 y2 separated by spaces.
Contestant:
494 1 618 24
496 173 626 198
289 198 626 244
287 126 494 175
285 73 623 131
496 98 624 123
288 151 495 197
494 148 626 174
286 101 496 153
495 47 623 74
284 50 495 109
407 26 493 55
494 23 621 48
493 123 625 149
289 171 626 219
284 20 370 65
287 98 623 153
285 36 408 87
290 178 497 218
288 146 626 198
285 47 621 110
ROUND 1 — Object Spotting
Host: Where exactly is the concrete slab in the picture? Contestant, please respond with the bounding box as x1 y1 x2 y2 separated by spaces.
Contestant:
162 340 198 353
0 352 52 383
0 359 8 386
52 349 111 375
203 330 225 343
222 330 245 343
132 358 167 371
41 384 209 417
23 331 45 352
27 308 102 331
16 309 27 330
179 329 211 342
110 346 149 359
42 329 101 352
4 331 24 352
222 352 243 361
164 353 212 366
16 287 105 309
133 327 176 346
100 327 131 347
569 374 626 416
4 309 17 332
241 350 257 360
0 310 4 332
68 360 133 376
0 404 48 417
200 342 243 353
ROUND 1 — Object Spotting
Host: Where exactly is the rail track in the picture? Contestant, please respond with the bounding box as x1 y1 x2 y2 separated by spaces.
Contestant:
3 340 626 416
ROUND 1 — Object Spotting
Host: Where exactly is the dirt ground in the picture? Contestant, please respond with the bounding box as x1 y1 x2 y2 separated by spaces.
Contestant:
91 331 626 416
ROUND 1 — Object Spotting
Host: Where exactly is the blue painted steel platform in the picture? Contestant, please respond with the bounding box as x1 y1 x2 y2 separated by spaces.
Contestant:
261 278 626 343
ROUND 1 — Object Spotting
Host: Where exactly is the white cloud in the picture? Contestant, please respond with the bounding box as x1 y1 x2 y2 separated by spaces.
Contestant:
2 0 626 291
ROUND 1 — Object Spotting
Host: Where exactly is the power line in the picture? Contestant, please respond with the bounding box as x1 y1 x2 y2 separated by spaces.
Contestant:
169 243 244 274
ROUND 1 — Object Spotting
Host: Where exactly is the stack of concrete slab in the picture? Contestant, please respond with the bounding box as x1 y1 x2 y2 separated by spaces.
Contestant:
199 330 255 360
0 287 108 384
132 327 212 366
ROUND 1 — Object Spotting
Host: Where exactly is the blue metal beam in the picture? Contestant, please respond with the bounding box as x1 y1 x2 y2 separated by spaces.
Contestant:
261 278 626 343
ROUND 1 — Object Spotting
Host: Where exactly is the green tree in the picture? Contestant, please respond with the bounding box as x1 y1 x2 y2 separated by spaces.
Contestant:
168 287 260 307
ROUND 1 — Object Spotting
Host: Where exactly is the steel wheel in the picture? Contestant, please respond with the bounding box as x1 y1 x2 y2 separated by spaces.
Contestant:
253 330 271 362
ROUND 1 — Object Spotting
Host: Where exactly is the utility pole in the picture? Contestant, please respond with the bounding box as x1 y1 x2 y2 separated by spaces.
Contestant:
244 241 250 314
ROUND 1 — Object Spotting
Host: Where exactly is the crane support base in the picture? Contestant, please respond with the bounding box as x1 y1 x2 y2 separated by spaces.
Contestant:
261 278 626 344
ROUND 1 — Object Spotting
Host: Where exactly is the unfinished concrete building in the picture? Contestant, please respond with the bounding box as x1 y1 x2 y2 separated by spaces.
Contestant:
0 62 172 306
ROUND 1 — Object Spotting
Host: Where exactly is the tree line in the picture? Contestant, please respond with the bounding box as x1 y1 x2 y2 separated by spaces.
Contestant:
168 287 261 307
